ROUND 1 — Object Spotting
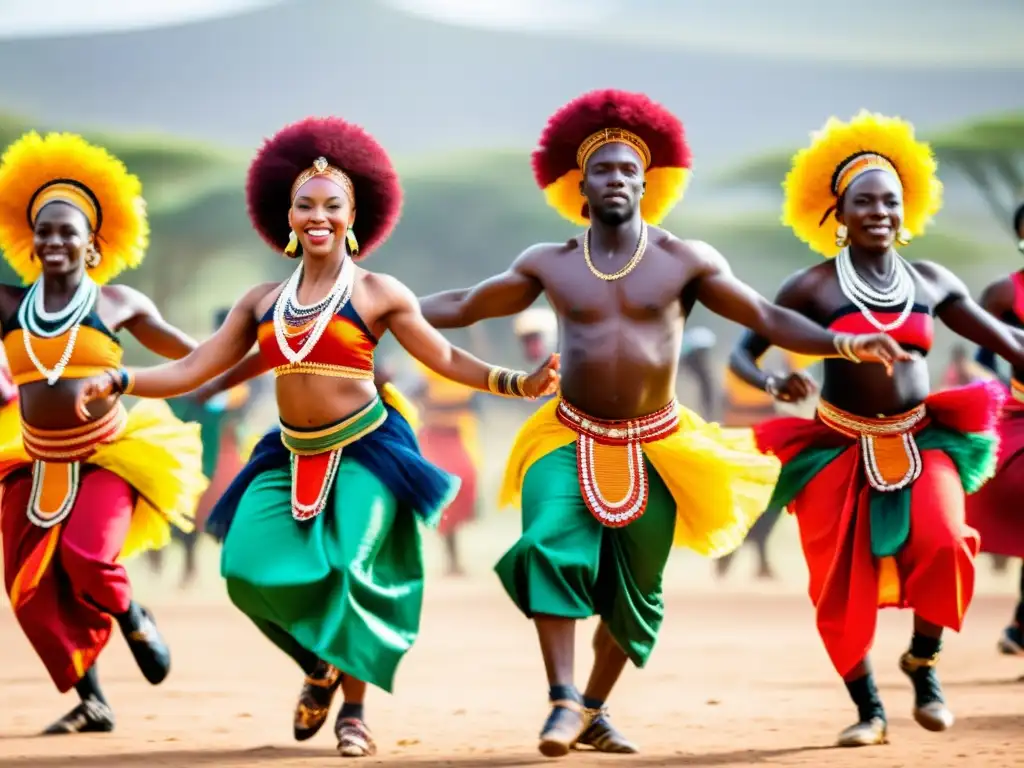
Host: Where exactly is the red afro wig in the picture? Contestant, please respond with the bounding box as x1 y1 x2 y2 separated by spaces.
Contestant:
532 89 692 226
246 116 402 259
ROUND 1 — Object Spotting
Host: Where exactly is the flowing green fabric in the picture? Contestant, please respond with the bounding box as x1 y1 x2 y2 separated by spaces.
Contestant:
494 443 676 668
220 459 423 693
766 423 998 558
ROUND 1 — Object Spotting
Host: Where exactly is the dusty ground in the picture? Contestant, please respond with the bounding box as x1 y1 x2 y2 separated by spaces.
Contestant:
1 518 1021 768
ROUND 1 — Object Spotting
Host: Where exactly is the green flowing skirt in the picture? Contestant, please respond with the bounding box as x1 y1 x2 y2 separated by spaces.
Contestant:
494 443 677 668
221 459 424 693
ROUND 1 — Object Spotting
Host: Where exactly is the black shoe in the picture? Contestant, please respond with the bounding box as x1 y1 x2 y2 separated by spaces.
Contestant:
294 661 343 742
899 652 954 732
124 605 171 685
41 697 115 735
997 625 1024 656
575 706 638 753
537 699 585 758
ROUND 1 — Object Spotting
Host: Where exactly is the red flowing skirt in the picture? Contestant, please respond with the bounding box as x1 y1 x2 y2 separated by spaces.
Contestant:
965 396 1024 558
754 382 1000 677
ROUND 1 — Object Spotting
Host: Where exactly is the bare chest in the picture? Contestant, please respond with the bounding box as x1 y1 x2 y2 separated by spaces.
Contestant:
540 250 687 324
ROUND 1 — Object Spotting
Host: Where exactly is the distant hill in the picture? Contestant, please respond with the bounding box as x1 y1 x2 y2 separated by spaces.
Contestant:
0 0 1020 173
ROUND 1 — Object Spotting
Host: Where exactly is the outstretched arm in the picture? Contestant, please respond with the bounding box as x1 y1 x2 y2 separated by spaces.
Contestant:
419 246 545 328
383 275 558 398
190 349 270 403
728 273 819 403
923 262 1024 370
75 283 273 419
111 285 198 359
687 240 910 367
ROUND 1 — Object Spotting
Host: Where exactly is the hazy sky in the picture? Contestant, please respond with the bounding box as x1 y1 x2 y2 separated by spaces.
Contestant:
0 0 285 37
0 0 1019 180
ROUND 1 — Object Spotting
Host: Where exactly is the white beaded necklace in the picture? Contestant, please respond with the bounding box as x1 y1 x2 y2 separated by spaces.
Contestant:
273 257 354 365
18 274 99 386
835 247 915 333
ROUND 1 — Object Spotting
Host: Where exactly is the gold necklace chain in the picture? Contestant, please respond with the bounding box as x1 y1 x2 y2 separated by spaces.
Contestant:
583 222 648 281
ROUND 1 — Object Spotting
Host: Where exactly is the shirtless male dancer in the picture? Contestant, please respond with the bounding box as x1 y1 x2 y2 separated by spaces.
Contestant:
418 89 909 757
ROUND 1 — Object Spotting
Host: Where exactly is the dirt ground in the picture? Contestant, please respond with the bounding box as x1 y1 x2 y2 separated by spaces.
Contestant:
0 522 1021 768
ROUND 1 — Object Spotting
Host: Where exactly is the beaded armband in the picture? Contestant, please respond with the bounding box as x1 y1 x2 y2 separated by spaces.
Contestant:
832 333 862 363
486 366 528 398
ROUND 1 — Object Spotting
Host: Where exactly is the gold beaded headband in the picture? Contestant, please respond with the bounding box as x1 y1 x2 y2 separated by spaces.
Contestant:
290 156 356 206
29 181 100 231
817 152 903 226
576 128 652 172
834 153 902 197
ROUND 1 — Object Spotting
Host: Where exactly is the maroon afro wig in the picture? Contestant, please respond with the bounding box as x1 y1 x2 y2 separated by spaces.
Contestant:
530 89 692 225
246 116 402 259
532 89 691 187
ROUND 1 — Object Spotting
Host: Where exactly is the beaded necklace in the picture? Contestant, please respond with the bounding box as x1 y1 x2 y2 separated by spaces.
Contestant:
273 257 354 365
18 274 99 386
835 246 915 333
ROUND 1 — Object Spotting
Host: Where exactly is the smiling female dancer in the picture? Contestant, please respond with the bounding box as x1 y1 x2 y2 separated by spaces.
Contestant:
967 200 1024 658
74 116 559 758
0 131 206 734
730 111 1024 747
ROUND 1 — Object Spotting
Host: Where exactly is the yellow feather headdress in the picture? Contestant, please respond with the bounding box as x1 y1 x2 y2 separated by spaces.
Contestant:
0 132 149 285
781 111 943 258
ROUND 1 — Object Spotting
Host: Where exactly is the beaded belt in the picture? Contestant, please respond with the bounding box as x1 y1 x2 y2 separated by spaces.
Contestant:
817 400 929 493
273 361 374 380
556 399 679 527
21 403 128 529
279 396 387 522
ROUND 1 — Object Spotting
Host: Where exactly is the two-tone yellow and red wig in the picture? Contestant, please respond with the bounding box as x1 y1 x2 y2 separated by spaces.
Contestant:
782 110 943 258
532 89 692 226
0 132 149 285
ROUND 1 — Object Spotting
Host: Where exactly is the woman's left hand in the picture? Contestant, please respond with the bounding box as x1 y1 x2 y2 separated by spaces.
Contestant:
75 371 119 422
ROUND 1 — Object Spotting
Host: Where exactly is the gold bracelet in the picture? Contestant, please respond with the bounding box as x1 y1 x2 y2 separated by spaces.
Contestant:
832 333 861 363
486 366 528 397
487 367 501 394
511 372 527 397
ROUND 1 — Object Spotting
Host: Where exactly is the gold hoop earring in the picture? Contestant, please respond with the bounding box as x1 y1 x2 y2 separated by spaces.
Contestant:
835 224 849 247
346 228 359 256
896 228 912 246
84 249 101 269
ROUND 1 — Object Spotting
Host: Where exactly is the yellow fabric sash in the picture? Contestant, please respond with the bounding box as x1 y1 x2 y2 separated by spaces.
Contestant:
0 399 207 560
499 398 781 557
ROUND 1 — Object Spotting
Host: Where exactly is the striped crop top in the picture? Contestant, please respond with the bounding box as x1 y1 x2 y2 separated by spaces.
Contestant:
256 300 377 380
826 302 934 356
1 300 123 386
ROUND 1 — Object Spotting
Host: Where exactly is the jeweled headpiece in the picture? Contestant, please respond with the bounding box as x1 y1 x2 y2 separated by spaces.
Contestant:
290 156 356 206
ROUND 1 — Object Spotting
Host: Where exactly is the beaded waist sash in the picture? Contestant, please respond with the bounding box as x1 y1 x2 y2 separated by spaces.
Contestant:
279 396 388 521
817 400 929 493
556 399 680 527
21 403 128 528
